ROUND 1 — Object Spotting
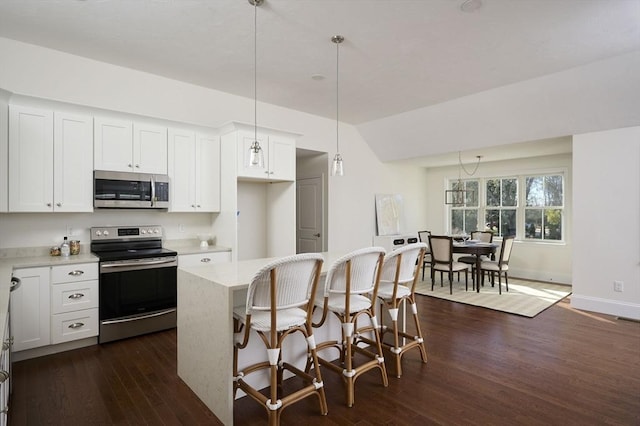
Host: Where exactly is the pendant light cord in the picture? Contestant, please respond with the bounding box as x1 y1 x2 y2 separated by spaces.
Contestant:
335 37 340 155
459 151 481 176
254 0 258 144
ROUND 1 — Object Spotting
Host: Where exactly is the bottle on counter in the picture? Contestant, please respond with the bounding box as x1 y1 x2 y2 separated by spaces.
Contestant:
61 236 70 257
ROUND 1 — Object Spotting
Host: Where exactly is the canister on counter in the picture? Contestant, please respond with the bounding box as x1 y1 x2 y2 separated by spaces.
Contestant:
70 240 81 255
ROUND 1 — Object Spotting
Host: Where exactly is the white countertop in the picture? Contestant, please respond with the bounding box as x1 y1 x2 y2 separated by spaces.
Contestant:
178 251 341 290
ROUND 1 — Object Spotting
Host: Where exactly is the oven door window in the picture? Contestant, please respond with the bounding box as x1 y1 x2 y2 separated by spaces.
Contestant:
100 266 176 319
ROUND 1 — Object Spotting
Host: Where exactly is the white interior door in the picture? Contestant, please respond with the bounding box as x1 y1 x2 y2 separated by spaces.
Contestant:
296 176 323 253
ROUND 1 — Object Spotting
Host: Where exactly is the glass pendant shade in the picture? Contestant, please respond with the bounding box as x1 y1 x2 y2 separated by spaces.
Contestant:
247 140 264 168
331 153 344 176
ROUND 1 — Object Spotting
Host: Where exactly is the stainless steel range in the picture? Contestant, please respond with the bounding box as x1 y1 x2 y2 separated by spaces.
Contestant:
90 225 178 344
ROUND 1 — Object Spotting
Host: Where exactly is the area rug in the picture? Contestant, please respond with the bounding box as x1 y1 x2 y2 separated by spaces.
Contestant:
414 277 572 318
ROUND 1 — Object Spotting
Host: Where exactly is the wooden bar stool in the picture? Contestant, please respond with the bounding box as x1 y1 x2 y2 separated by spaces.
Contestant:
233 253 327 425
312 247 389 407
375 243 428 378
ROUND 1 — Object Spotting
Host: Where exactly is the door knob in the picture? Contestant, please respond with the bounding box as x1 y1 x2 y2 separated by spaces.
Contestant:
313 233 321 237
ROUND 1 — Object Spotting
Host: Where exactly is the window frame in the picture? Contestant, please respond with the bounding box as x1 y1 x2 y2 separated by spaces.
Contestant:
446 171 566 243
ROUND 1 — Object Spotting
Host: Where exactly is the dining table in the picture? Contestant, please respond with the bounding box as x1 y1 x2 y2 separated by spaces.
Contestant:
452 242 498 292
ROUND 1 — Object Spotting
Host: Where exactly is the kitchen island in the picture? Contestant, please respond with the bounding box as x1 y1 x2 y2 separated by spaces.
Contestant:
177 252 342 426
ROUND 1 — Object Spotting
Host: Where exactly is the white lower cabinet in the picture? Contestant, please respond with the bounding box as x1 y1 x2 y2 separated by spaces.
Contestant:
10 263 99 354
50 263 99 344
10 267 51 352
178 251 231 268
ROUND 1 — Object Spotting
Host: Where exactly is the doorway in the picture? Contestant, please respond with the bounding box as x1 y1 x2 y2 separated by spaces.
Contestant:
296 150 328 253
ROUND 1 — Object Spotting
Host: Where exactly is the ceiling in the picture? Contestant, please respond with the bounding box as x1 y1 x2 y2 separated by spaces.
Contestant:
0 0 637 166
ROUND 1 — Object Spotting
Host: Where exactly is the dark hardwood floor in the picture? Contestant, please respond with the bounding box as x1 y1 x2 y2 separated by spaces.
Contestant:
9 294 640 425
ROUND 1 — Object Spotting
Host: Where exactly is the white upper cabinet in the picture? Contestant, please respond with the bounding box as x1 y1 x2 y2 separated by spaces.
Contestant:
93 117 132 172
8 106 93 212
196 133 221 212
168 129 220 212
133 123 168 174
236 130 295 181
94 117 167 174
9 106 54 212
53 112 94 212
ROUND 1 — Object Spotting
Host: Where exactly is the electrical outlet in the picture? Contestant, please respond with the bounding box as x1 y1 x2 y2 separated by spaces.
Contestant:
178 224 185 233
613 281 624 292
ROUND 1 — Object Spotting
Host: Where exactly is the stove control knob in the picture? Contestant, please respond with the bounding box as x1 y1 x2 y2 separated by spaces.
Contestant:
141 229 147 235
103 230 109 237
154 228 159 234
95 230 102 237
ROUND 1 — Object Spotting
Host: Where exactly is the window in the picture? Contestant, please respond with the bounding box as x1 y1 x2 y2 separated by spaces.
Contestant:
450 180 478 234
524 175 563 241
447 173 564 241
485 178 517 237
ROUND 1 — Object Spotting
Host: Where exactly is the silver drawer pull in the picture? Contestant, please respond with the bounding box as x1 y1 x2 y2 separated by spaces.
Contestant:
200 258 211 263
68 322 85 329
2 341 9 351
68 293 85 300
0 371 8 383
68 270 84 276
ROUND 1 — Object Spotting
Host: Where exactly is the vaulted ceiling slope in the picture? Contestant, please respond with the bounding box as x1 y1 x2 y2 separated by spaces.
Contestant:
0 0 638 163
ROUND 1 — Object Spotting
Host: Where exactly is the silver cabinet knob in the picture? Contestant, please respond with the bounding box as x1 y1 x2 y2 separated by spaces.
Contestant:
56 202 62 207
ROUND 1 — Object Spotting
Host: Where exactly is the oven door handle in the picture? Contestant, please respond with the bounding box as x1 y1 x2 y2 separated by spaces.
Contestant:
101 258 177 272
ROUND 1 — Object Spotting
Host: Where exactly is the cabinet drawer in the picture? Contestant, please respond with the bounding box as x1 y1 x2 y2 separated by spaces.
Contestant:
51 263 98 284
51 308 99 344
179 251 231 267
51 280 99 314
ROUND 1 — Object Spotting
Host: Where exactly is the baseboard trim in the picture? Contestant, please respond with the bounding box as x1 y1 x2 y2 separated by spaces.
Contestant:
571 294 640 321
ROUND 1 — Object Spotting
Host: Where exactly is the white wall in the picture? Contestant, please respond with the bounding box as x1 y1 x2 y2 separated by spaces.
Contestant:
0 37 426 253
423 153 573 283
572 127 640 320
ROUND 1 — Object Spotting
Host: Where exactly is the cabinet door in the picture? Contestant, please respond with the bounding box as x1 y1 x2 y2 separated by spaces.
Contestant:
133 123 167 174
237 131 269 179
168 129 197 212
94 117 133 172
11 267 51 352
8 106 54 212
268 136 295 181
53 112 94 212
196 134 221 212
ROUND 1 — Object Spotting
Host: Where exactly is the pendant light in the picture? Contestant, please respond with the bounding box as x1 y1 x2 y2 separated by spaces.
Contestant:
445 152 482 205
247 0 264 168
331 35 344 176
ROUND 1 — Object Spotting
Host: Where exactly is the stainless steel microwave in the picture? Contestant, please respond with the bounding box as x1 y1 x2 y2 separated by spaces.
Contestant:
94 170 170 209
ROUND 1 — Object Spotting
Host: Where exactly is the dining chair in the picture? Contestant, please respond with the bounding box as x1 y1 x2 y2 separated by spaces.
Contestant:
373 243 428 378
233 253 327 425
428 235 470 294
480 235 515 294
417 230 432 280
312 247 388 407
458 230 494 285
